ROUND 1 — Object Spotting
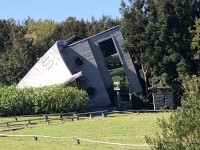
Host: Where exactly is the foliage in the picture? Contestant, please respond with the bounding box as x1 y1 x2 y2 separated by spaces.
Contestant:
190 17 200 74
25 19 58 58
0 17 119 86
146 75 200 149
120 0 200 105
0 19 36 85
0 85 88 116
0 39 35 85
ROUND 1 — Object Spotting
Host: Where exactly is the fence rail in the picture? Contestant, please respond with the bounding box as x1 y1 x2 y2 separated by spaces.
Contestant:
0 134 149 147
0 109 172 131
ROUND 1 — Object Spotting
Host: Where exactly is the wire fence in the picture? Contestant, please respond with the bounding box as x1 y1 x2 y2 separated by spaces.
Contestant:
0 134 149 147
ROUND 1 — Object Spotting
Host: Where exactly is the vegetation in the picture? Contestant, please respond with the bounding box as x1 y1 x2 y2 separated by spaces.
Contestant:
0 85 88 116
0 2 199 105
0 16 119 87
146 75 200 149
0 112 171 150
0 2 200 148
120 0 200 105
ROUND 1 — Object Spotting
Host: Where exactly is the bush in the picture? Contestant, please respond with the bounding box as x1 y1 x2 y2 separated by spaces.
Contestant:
0 85 88 116
146 75 200 149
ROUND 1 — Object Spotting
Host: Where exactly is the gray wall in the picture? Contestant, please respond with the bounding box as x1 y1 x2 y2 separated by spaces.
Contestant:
87 26 142 93
18 26 142 109
62 40 111 107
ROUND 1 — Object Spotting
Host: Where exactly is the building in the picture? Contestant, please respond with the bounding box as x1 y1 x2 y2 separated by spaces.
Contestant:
18 26 142 109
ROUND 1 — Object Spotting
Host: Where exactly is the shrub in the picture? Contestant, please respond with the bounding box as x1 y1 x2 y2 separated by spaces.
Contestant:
0 85 88 116
146 75 200 149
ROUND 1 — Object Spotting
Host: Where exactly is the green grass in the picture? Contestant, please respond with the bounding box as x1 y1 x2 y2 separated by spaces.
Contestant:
0 112 171 150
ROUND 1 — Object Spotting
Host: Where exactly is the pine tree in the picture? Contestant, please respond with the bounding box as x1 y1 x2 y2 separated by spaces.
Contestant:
190 18 200 74
120 0 200 104
0 20 11 52
0 20 34 85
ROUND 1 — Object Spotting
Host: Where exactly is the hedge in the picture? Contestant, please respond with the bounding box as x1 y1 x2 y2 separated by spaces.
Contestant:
0 85 88 116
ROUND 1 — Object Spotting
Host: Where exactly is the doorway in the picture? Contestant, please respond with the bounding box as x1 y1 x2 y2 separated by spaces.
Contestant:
98 38 130 105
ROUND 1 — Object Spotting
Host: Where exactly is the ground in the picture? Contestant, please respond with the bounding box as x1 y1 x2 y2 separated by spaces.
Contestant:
0 112 171 150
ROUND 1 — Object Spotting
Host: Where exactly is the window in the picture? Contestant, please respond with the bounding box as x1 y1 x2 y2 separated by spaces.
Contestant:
74 56 84 68
86 87 96 97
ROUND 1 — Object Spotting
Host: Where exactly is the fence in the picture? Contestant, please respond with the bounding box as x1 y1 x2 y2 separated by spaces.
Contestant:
0 109 171 147
0 111 108 131
0 109 172 132
0 134 149 147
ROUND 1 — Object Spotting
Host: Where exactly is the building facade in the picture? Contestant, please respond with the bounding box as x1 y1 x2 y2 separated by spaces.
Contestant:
18 26 142 109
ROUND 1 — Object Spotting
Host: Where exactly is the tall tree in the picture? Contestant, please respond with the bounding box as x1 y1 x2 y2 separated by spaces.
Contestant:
120 0 200 105
86 15 119 36
25 19 58 59
190 18 200 74
0 20 11 52
0 19 35 85
53 17 86 40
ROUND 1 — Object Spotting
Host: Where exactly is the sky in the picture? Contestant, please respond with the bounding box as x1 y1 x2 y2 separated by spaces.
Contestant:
0 0 129 22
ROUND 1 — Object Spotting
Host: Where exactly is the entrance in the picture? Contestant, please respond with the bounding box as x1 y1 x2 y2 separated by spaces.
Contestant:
98 38 130 106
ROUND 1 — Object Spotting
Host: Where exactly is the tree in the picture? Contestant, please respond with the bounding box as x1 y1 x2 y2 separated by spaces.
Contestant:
120 0 200 105
0 20 11 52
86 15 119 36
190 17 200 74
53 17 86 40
0 19 35 85
146 75 200 149
0 42 34 85
25 19 58 59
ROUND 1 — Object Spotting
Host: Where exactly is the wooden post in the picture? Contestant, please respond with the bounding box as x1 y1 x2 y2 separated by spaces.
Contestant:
28 120 31 124
44 115 48 122
152 90 156 111
90 114 93 119
74 114 79 121
5 122 9 127
129 93 132 109
76 138 80 144
14 117 18 122
33 136 38 141
77 114 79 121
59 114 63 120
102 111 107 117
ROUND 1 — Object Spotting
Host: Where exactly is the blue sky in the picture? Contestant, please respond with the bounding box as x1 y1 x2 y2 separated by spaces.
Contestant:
0 0 129 22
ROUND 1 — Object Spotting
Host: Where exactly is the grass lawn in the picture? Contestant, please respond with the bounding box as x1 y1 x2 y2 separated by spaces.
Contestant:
0 112 171 150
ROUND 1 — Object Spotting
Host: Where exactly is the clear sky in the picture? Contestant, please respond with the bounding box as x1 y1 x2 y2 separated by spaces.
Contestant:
0 0 128 22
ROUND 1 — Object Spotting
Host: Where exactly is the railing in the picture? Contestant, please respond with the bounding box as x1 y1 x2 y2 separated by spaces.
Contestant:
0 109 173 132
0 111 109 131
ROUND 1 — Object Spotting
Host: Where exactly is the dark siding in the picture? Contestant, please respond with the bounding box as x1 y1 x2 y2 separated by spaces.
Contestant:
62 40 111 107
88 40 113 89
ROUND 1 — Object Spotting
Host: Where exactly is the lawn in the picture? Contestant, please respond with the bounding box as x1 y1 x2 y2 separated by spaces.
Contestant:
0 112 171 150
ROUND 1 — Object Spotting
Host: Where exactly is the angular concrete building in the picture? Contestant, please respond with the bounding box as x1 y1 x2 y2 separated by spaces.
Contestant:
18 26 142 109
